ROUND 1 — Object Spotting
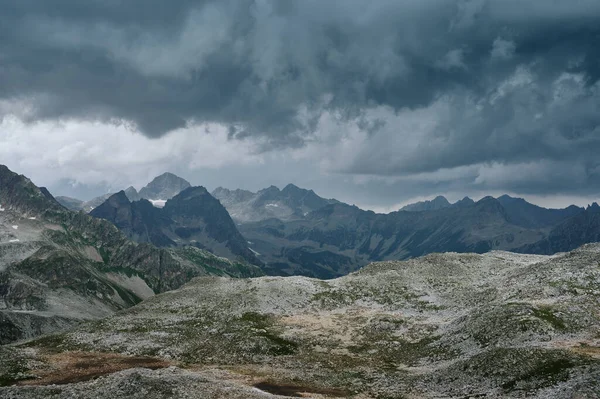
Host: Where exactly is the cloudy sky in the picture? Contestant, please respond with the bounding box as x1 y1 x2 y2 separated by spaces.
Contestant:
1 0 600 211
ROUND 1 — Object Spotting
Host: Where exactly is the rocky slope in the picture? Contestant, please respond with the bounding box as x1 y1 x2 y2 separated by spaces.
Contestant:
0 165 262 344
2 243 599 398
212 184 338 223
90 188 262 266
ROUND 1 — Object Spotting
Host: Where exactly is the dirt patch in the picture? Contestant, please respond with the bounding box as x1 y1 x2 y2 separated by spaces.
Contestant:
570 345 600 359
84 246 103 262
253 382 349 397
17 351 171 386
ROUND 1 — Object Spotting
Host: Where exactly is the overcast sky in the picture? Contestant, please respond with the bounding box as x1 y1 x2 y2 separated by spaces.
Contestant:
1 0 600 211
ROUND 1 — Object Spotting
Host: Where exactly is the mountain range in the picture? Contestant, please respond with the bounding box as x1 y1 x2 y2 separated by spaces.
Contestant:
234 193 595 278
53 171 600 279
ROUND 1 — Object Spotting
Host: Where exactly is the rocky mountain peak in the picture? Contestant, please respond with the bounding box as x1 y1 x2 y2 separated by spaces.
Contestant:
0 164 64 215
401 195 451 212
454 196 475 207
138 172 191 200
124 186 140 202
588 202 600 212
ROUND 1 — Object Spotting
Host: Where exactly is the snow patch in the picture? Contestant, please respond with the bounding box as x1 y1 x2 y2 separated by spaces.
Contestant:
265 203 279 208
9 239 20 243
149 199 167 208
11 225 18 230
249 248 261 256
28 217 36 220
0 205 5 212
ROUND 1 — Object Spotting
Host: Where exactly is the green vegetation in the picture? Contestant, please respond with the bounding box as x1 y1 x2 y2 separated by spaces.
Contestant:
532 306 567 330
239 312 299 356
0 348 31 386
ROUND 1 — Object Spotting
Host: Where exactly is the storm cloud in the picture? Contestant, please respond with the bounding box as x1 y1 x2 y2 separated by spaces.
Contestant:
1 0 600 205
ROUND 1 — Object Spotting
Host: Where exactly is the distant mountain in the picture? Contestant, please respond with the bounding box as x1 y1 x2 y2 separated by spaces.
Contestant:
516 203 600 254
89 191 176 247
497 194 583 228
55 173 190 212
90 187 262 266
238 194 598 279
55 196 84 211
400 195 451 212
138 172 191 200
212 183 338 223
124 186 141 201
56 193 112 212
0 164 263 344
239 196 553 278
453 196 476 208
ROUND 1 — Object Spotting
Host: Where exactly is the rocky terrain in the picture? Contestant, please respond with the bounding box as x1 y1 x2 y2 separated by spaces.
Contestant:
90 188 262 266
0 165 262 345
1 243 599 398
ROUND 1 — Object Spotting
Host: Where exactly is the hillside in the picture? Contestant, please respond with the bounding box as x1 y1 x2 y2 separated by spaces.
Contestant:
2 243 599 397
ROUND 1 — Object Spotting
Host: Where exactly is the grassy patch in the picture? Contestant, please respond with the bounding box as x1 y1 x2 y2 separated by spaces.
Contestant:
532 306 566 330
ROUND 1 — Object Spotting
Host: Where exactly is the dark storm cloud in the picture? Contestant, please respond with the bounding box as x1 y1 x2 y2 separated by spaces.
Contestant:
1 0 600 196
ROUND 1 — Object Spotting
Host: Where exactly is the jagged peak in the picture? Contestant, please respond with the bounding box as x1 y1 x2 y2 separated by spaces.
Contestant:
151 171 187 181
107 190 131 204
170 186 210 200
587 202 600 212
282 183 303 193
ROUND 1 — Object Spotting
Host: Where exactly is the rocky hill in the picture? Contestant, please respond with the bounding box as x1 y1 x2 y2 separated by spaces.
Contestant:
0 165 263 344
2 243 599 397
90 188 262 266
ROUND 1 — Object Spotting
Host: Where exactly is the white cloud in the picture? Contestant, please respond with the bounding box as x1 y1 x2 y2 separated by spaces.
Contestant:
490 38 516 60
0 116 264 190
